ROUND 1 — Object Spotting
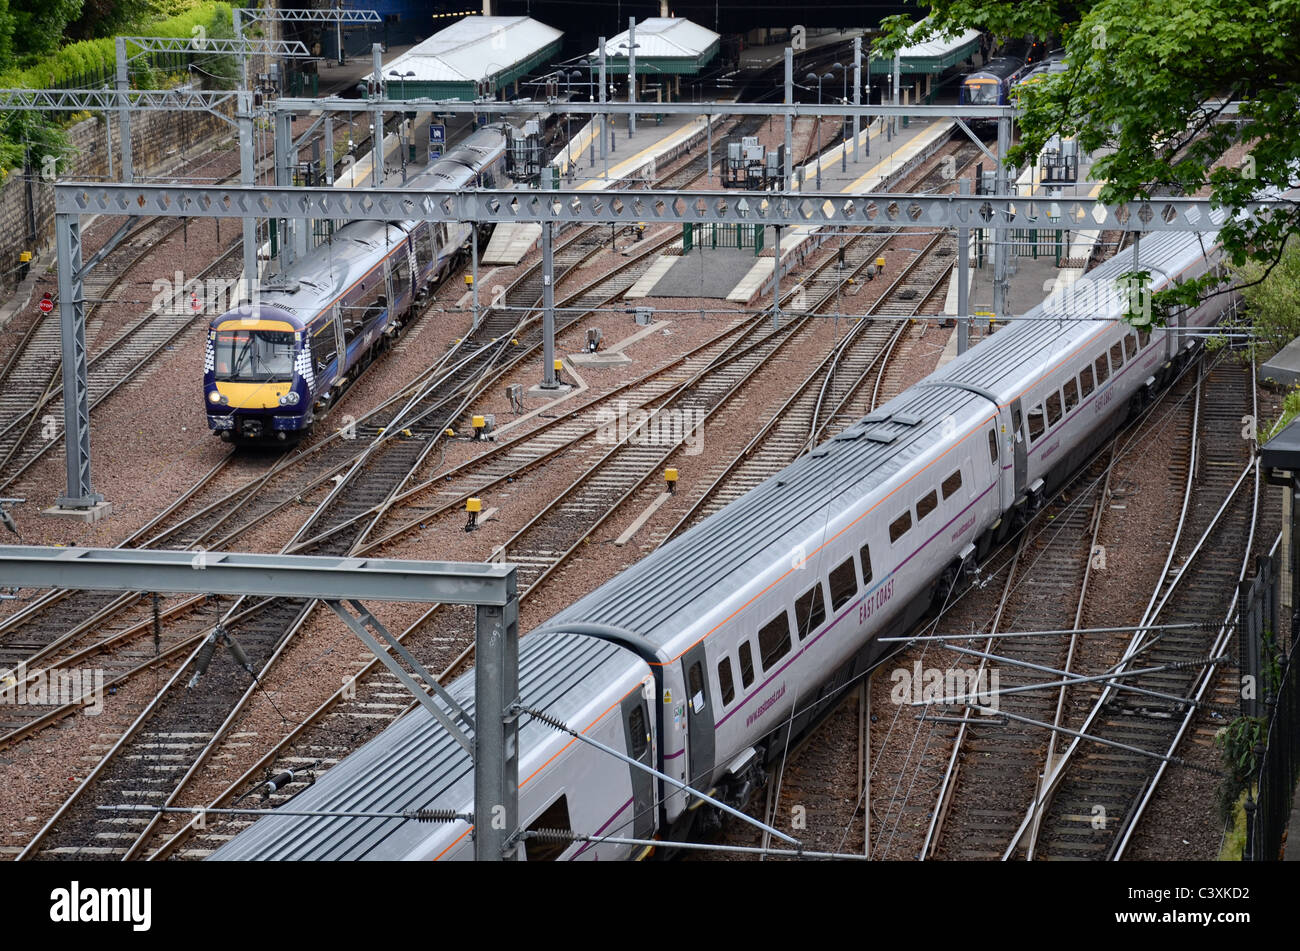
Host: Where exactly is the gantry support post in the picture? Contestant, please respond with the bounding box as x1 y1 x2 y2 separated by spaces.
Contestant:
54 215 103 511
475 594 520 860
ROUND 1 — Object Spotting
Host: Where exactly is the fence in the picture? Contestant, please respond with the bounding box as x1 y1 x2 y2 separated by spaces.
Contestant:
1239 554 1300 860
681 222 764 255
974 226 1064 268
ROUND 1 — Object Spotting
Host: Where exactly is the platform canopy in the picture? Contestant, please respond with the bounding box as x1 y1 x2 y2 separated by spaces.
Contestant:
594 17 720 75
383 15 563 100
868 18 982 74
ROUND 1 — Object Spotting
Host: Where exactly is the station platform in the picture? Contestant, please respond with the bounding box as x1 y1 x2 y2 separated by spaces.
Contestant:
724 117 957 303
561 111 726 191
734 28 867 70
957 153 1105 321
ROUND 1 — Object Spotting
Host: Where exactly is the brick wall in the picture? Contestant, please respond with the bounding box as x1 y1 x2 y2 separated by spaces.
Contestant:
0 101 235 297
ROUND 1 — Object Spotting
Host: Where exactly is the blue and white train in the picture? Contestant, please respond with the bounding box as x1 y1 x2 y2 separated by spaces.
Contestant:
204 127 509 443
213 225 1232 860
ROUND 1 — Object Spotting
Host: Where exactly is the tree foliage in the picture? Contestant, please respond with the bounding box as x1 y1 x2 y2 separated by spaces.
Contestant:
876 0 1300 324
9 0 84 59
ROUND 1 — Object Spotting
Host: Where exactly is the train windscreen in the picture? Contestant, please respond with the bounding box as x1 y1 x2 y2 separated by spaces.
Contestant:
213 329 296 381
964 79 1001 104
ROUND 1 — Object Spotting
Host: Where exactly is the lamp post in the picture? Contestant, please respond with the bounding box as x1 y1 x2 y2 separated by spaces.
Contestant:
620 17 639 139
833 62 848 172
388 69 414 100
578 58 597 168
806 71 834 189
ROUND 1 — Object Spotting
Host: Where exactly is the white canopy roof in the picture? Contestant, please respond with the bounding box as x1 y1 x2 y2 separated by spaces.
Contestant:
386 15 562 84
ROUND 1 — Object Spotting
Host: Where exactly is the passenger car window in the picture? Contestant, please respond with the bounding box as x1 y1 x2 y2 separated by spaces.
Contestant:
1138 327 1151 349
1125 334 1138 359
1046 392 1063 426
717 658 735 706
828 557 857 610
628 705 648 758
794 585 826 640
859 545 873 585
1064 379 1079 413
1110 342 1124 370
917 490 938 521
758 611 792 670
988 429 999 464
942 469 963 499
1027 404 1046 441
524 796 571 861
738 642 755 687
889 511 912 543
1079 366 1095 397
1094 354 1110 384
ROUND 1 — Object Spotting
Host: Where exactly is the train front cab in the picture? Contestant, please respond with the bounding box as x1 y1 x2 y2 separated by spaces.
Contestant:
205 308 311 442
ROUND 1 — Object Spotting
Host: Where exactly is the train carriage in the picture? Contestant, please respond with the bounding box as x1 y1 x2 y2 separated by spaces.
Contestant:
204 127 508 443
213 214 1235 861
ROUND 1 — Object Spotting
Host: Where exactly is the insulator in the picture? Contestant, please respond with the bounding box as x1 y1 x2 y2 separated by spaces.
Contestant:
411 808 463 823
528 826 575 842
262 769 294 798
187 631 219 688
222 632 254 674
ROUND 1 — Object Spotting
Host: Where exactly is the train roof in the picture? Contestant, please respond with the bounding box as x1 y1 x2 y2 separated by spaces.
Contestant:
548 377 986 660
967 56 1028 81
208 220 412 328
210 631 646 860
549 230 1219 661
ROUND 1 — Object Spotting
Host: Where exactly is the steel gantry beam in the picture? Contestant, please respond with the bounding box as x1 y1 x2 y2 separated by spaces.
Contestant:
56 182 1270 232
0 545 521 861
274 97 1017 119
234 6 381 23
0 87 238 114
119 35 313 60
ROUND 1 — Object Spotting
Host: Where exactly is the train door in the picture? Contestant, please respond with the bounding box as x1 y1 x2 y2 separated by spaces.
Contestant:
679 644 716 796
620 693 655 839
1009 397 1027 497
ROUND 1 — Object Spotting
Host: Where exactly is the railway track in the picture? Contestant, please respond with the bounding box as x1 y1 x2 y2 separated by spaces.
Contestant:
0 140 719 764
0 215 234 481
10 142 760 860
1020 359 1261 860
661 229 952 544
10 98 961 860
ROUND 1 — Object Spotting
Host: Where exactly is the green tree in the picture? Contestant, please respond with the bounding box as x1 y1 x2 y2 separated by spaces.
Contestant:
877 0 1300 324
10 0 83 59
1234 236 1300 363
66 0 158 42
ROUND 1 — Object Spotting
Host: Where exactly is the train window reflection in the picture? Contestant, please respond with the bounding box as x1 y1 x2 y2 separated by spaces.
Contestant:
214 329 294 382
1027 405 1046 442
889 511 912 543
717 658 735 706
739 642 755 687
1046 392 1063 426
828 557 857 610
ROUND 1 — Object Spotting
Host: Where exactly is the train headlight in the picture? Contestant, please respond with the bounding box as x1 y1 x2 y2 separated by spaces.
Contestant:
279 392 301 406
208 390 222 404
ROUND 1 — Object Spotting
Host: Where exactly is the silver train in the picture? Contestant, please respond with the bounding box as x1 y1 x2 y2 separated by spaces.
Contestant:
213 227 1230 860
